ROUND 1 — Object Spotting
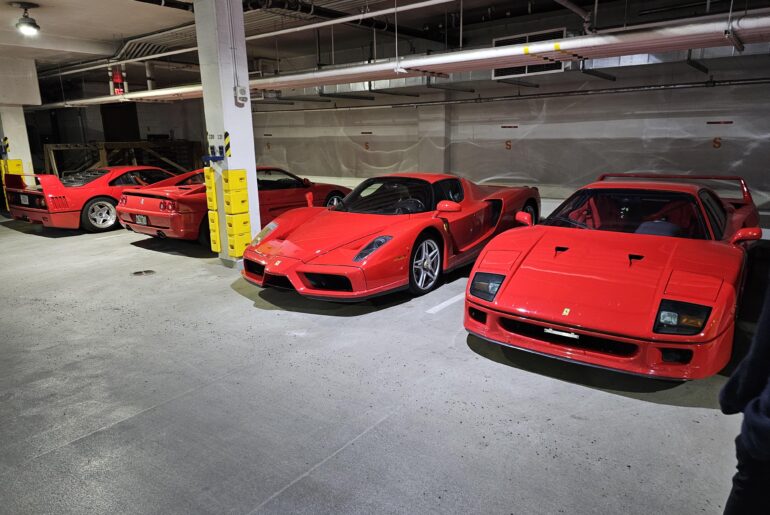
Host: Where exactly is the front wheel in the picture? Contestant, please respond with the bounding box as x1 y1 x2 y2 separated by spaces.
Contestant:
81 197 118 232
408 236 442 295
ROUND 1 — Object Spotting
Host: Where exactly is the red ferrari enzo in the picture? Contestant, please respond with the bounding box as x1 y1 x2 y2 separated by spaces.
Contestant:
117 167 351 245
242 173 540 301
465 174 762 380
5 166 175 232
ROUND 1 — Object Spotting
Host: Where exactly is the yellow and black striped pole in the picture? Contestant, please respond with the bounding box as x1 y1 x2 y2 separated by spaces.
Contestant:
224 131 232 157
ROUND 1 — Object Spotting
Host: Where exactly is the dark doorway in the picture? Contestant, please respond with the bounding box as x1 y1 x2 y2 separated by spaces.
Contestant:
100 103 140 142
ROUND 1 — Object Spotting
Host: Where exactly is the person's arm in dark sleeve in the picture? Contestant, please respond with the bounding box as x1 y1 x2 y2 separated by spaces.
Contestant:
740 377 770 461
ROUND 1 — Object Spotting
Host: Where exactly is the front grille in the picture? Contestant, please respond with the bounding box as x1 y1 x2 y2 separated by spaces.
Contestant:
303 273 353 292
264 274 294 290
244 259 265 276
499 317 638 357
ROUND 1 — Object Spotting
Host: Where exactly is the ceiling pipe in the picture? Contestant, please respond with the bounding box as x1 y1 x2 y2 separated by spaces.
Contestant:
39 0 456 79
133 0 194 12
245 12 770 90
33 12 770 107
244 0 456 42
243 0 446 44
251 77 770 114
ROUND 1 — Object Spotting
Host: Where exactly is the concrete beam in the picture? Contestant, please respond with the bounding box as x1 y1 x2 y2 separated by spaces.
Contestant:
0 30 117 59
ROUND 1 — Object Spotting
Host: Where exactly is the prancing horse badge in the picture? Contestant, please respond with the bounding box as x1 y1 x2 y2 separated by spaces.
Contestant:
562 308 571 316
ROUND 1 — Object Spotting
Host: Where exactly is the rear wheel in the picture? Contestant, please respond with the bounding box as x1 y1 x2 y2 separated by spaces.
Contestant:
408 235 442 295
325 191 345 208
81 197 118 232
197 218 211 247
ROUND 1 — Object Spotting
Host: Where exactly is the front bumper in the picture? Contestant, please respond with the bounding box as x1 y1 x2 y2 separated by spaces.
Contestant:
464 298 733 380
118 208 201 240
9 206 80 229
241 247 407 301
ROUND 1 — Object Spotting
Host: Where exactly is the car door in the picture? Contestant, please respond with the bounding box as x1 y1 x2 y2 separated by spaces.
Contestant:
257 168 308 222
433 178 485 254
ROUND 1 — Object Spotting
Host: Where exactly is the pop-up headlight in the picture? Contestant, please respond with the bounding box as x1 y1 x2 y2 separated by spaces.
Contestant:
470 272 505 302
654 299 712 336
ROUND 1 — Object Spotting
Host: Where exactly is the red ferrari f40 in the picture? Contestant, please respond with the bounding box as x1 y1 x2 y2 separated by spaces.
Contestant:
5 166 175 232
465 174 762 380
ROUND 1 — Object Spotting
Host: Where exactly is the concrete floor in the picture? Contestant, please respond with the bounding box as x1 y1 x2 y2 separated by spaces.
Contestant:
1 214 768 515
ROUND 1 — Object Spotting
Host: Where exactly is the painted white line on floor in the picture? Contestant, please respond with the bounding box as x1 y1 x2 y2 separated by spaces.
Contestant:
426 293 465 314
94 233 128 240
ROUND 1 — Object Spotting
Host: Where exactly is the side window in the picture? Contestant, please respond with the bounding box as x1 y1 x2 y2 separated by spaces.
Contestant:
257 169 303 190
433 179 464 206
135 169 172 184
110 169 170 186
111 173 139 186
699 190 726 240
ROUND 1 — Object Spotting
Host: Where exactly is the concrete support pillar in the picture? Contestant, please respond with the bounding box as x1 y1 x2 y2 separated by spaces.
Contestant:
194 0 260 263
0 56 40 175
0 106 34 174
417 103 451 172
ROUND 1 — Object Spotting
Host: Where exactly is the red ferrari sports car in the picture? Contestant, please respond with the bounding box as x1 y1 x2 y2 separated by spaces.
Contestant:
5 166 175 232
242 173 540 301
117 167 351 245
465 174 762 380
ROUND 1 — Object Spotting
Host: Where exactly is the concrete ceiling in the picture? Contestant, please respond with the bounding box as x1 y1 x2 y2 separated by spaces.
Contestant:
0 0 193 64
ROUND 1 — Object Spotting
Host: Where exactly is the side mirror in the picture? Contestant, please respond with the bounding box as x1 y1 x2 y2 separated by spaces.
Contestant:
515 211 534 226
437 200 462 213
730 227 762 245
305 191 314 207
302 178 312 187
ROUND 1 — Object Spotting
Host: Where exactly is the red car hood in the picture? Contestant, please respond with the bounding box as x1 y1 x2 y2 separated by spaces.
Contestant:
484 226 740 339
258 210 399 263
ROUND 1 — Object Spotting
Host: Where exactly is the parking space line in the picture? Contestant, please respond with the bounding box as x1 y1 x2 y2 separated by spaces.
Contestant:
426 293 465 314
94 233 128 240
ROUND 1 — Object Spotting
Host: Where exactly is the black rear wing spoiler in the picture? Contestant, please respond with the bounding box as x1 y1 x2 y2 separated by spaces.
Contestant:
597 173 753 204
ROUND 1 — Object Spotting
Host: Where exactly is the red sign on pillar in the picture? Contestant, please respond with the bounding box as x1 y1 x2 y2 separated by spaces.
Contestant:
112 67 124 95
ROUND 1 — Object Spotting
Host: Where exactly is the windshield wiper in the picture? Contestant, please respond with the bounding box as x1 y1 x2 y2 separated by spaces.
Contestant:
547 216 593 230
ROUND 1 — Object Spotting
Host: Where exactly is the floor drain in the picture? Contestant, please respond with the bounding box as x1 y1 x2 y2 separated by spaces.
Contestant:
132 270 156 276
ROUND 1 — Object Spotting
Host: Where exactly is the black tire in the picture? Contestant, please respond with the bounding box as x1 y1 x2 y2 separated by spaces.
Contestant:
523 201 538 224
81 197 118 232
408 234 443 296
324 191 345 208
197 217 211 247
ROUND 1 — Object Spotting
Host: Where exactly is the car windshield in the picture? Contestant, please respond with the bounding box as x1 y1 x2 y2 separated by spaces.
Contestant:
544 188 710 239
179 173 205 185
336 177 434 215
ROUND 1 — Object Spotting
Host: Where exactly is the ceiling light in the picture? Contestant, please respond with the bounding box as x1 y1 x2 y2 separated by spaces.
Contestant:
11 2 40 36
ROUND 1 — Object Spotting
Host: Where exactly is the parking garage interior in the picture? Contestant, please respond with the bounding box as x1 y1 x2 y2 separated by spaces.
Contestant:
2 1 770 513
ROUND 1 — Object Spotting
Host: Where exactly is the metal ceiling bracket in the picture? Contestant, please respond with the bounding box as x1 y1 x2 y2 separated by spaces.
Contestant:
580 60 615 81
724 29 745 51
686 52 710 74
319 92 376 101
497 78 539 88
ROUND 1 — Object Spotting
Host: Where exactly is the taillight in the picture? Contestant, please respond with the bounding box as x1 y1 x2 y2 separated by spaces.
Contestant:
159 200 177 212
